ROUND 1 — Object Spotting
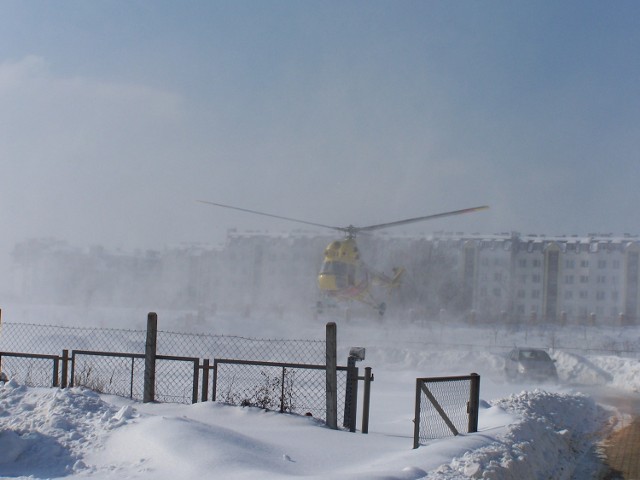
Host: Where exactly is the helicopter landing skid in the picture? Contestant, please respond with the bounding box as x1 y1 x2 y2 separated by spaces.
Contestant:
316 299 339 315
316 299 386 317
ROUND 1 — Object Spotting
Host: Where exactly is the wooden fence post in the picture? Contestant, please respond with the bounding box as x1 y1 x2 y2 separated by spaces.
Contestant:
143 312 158 403
325 322 337 429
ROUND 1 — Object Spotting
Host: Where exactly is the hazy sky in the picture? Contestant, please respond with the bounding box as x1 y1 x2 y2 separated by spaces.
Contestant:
1 1 639 276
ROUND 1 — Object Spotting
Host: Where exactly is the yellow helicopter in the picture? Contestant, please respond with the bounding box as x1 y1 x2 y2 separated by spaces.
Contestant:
199 201 488 315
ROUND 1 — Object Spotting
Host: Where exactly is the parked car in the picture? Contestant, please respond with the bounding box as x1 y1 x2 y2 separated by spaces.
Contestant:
0 371 8 382
505 348 558 382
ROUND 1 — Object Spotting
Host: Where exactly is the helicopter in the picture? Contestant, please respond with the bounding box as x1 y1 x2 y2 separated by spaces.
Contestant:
199 200 488 316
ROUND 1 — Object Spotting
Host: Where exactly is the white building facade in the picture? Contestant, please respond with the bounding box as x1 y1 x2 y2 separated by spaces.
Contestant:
11 232 640 325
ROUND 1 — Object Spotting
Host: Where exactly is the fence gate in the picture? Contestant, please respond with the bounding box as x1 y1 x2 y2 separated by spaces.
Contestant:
413 373 480 448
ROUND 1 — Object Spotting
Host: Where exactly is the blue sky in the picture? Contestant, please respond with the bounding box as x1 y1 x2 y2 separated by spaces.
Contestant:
1 0 639 271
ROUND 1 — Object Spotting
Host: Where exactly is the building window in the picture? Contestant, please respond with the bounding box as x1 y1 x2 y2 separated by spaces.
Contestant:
597 275 606 284
581 260 589 268
580 275 589 283
518 259 527 268
532 274 541 283
579 290 588 299
532 289 541 299
492 288 501 297
564 290 573 299
565 275 574 284
517 289 525 299
533 259 542 267
596 291 605 301
613 260 621 269
612 291 619 301
565 259 575 269
494 272 503 282
598 259 607 269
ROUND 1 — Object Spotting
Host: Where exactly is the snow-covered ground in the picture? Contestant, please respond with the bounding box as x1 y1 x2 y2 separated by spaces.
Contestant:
1 305 639 479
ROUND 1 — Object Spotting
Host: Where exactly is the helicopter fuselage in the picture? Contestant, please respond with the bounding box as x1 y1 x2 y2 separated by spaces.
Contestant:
199 200 488 315
317 238 360 292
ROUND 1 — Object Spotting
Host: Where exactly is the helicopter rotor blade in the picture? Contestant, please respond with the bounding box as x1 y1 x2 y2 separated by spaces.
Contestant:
198 200 346 232
358 205 489 233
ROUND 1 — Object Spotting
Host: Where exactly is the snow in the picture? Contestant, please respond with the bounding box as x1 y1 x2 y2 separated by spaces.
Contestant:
1 308 639 479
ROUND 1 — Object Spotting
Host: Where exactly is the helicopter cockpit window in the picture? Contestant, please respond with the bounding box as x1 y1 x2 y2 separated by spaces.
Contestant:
320 261 356 289
320 261 347 275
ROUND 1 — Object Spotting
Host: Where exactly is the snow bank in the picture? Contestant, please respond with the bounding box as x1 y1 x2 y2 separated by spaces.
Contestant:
426 390 608 479
0 380 134 478
0 377 614 479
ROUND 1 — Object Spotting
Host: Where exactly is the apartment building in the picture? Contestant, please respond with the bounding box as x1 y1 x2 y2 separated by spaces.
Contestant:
11 232 640 324
463 233 640 324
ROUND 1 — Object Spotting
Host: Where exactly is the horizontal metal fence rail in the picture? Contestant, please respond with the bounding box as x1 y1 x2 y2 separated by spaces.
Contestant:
413 374 480 449
70 350 201 404
211 358 348 421
0 351 60 387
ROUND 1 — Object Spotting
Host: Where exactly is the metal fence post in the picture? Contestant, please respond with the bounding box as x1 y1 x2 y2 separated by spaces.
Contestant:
325 322 337 430
351 365 359 432
413 379 422 449
343 356 358 432
468 373 480 433
201 359 210 402
212 360 218 401
143 312 158 403
69 351 75 387
280 366 286 413
192 359 199 404
61 349 69 388
130 357 135 398
52 356 59 387
361 366 372 434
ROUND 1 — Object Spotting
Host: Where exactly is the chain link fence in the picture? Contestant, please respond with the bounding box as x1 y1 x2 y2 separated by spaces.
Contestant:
0 322 325 364
0 321 331 407
71 351 144 399
157 329 325 364
211 359 348 422
0 352 60 388
0 322 146 357
413 374 480 448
